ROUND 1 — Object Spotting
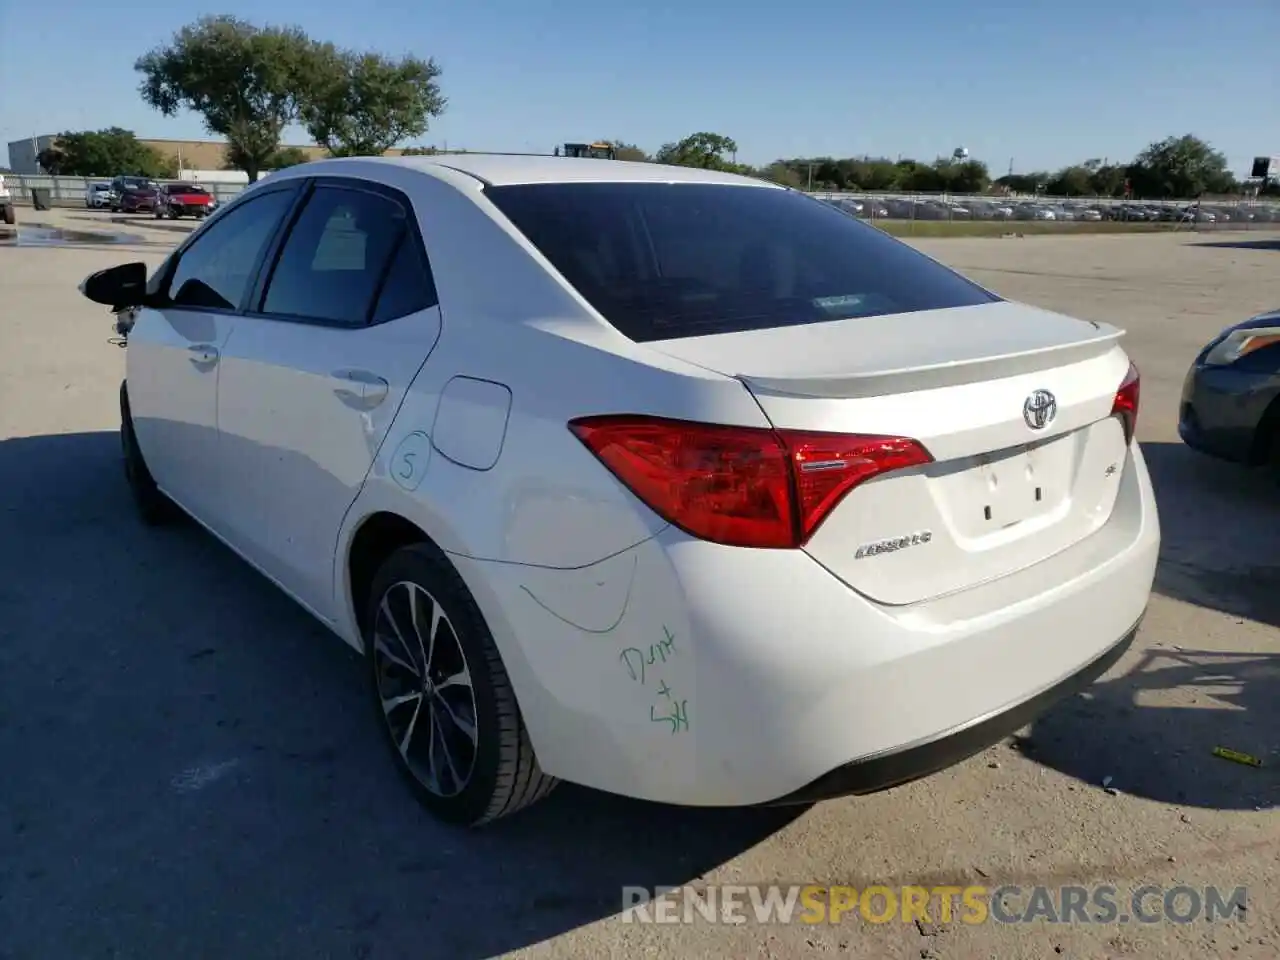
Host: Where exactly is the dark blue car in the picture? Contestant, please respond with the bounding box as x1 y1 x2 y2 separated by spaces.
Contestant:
1179 309 1280 476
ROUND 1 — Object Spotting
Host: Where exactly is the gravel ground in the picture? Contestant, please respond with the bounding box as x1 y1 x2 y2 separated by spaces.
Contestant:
1 212 1277 959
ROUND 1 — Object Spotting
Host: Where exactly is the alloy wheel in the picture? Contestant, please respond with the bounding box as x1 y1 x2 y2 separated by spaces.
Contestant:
372 580 479 797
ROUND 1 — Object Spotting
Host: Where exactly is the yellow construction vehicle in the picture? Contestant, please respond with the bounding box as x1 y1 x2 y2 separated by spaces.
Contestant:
559 142 616 160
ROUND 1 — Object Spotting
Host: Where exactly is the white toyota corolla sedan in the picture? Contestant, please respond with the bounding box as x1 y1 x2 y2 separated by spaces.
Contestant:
80 155 1159 827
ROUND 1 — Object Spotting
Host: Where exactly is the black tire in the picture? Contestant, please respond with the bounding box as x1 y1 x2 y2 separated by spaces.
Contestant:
120 381 179 526
365 543 557 826
1 204 14 225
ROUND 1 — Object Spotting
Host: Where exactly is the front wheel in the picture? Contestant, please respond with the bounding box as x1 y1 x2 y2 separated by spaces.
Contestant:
365 544 557 826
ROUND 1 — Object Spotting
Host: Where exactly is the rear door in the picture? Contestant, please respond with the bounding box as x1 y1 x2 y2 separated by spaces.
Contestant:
215 176 442 621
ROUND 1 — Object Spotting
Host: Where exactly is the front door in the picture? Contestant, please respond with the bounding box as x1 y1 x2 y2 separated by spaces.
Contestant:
126 184 300 524
215 179 442 621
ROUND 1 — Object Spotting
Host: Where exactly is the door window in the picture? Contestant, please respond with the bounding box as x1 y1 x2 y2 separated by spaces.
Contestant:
259 185 416 326
166 188 296 311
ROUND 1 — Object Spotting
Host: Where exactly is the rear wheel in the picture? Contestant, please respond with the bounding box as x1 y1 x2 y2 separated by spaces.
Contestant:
0 204 13 225
120 381 179 526
365 543 557 826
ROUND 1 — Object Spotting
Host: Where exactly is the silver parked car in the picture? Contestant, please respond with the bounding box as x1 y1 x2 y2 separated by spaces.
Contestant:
85 183 112 209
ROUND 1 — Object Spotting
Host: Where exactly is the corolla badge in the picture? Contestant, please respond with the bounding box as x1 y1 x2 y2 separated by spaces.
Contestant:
854 530 932 560
1023 389 1057 430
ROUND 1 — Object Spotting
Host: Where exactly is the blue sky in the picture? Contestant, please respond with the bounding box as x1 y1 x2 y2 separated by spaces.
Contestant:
2 0 1277 174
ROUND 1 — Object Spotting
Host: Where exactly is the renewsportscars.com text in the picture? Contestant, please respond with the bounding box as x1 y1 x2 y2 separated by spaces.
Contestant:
621 884 1248 926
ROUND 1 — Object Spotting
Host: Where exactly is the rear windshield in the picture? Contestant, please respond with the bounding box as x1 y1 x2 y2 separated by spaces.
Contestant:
485 182 999 342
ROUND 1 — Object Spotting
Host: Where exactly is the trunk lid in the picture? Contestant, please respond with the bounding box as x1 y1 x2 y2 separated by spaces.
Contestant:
649 301 1134 605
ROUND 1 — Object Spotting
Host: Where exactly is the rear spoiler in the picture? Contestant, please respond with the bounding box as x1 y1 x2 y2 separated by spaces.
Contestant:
738 324 1125 399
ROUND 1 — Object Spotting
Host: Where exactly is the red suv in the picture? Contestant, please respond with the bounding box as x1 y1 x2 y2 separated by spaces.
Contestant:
113 179 158 214
156 184 214 220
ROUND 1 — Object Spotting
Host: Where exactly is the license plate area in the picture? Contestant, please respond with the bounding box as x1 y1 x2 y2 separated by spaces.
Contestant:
971 441 1062 530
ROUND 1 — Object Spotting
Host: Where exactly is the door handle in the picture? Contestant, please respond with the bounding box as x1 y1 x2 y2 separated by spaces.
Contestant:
188 343 219 368
332 369 390 410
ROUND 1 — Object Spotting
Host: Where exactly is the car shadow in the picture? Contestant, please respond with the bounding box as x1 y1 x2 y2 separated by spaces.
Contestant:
1016 647 1278 811
1141 440 1280 628
1021 440 1280 811
1188 237 1280 250
0 430 801 959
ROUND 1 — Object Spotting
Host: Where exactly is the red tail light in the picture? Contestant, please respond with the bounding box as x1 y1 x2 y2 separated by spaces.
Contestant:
1111 362 1140 444
568 415 933 549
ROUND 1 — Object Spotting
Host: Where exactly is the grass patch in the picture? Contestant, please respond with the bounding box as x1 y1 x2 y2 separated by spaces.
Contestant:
870 219 1188 238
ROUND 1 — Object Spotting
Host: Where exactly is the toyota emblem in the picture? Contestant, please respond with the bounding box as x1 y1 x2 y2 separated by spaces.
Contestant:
1023 389 1057 430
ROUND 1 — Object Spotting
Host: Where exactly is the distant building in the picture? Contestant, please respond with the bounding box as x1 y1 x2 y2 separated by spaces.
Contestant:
140 138 332 172
5 135 58 173
176 169 250 185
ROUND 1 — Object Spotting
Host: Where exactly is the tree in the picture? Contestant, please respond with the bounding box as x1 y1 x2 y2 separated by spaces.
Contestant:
993 172 1049 195
136 16 316 182
1088 164 1126 197
1046 165 1094 197
934 158 991 193
268 146 312 169
299 48 446 157
759 161 803 188
1127 135 1236 199
36 128 174 178
655 132 742 171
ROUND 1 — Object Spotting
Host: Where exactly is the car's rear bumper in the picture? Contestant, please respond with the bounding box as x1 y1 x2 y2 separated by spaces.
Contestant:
456 441 1159 808
767 613 1140 804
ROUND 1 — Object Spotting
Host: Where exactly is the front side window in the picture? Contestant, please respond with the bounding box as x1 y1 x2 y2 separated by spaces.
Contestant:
485 182 999 342
165 188 296 311
258 185 408 326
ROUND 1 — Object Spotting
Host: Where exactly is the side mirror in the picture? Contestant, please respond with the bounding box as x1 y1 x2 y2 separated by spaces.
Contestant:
79 262 148 309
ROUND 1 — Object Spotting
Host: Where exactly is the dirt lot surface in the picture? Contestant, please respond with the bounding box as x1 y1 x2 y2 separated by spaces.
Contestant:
2 210 1278 959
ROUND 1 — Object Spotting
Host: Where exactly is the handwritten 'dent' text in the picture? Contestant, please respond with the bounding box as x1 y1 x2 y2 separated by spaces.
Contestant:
620 626 689 734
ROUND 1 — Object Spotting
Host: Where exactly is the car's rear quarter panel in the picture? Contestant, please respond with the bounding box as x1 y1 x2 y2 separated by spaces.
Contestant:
331 164 777 776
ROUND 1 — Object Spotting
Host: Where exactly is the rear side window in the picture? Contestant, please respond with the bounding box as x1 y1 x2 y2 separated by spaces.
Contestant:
485 182 999 342
370 233 438 323
259 185 407 326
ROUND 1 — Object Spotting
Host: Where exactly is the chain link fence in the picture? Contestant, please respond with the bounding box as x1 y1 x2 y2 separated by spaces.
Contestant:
2 174 247 208
4 174 1279 233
